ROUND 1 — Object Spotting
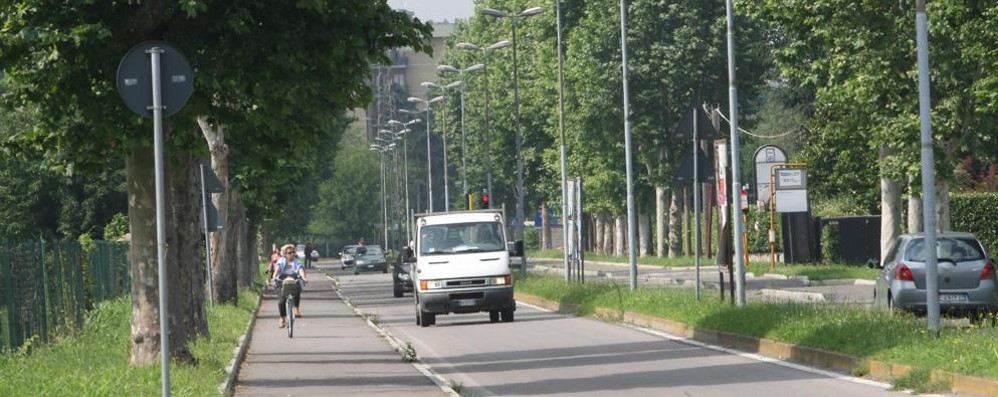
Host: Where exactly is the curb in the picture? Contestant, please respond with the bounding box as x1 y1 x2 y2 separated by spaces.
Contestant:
218 291 264 396
325 273 461 397
515 292 998 397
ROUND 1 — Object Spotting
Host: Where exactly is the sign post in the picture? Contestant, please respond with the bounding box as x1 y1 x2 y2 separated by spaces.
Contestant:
117 41 193 397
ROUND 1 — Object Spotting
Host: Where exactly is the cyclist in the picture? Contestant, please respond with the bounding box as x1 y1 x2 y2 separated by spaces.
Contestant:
272 244 308 328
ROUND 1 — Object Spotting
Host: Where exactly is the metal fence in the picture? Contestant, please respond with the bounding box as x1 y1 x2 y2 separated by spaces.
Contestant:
0 240 129 353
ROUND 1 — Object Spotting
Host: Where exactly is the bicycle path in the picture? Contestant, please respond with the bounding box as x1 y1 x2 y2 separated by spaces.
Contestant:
233 260 448 397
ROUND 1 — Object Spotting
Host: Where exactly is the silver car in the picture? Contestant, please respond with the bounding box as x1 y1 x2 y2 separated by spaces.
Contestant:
873 232 997 320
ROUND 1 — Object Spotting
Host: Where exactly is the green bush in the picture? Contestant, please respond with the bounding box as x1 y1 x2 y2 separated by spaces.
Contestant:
821 223 841 263
525 227 540 251
951 192 998 254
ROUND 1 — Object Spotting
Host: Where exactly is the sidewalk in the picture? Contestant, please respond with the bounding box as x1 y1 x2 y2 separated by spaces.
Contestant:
233 260 447 397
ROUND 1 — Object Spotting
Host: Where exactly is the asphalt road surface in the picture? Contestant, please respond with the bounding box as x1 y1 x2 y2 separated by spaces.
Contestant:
328 264 947 397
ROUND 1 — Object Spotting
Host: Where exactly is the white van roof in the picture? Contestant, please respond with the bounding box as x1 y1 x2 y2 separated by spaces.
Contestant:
416 210 504 226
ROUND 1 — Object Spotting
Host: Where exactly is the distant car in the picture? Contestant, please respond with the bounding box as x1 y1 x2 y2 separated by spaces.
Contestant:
295 244 306 260
353 245 388 275
872 232 997 321
393 259 413 298
339 245 358 270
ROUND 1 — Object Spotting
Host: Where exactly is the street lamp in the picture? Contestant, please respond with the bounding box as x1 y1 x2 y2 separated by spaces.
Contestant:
437 64 485 209
407 95 445 212
389 118 420 244
482 6 546 275
456 40 511 211
421 81 463 212
370 140 395 249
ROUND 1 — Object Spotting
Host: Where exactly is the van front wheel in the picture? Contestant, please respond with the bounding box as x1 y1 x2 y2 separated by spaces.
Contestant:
500 307 514 323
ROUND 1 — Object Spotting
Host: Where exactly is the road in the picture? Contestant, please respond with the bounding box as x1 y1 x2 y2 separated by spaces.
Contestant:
328 264 939 397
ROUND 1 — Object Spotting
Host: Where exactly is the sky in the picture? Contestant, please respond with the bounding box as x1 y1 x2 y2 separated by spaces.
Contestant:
387 0 475 23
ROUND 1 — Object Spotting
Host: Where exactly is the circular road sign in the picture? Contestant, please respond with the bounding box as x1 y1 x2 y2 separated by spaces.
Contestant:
116 41 193 118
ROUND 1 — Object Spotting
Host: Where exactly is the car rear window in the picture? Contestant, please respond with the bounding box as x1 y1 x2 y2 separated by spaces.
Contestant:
904 237 986 262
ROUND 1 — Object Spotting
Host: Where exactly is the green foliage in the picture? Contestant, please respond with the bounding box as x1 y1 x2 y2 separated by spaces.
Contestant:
102 213 129 241
517 273 998 380
950 192 998 254
811 195 871 217
821 223 841 263
0 291 258 396
525 227 540 251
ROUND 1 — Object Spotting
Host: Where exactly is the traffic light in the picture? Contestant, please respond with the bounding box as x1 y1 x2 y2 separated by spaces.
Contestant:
481 193 490 208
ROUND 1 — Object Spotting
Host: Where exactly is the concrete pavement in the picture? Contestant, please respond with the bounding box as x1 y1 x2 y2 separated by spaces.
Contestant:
233 260 449 397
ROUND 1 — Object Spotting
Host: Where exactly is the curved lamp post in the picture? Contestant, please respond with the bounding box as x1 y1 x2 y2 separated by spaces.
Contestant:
421 81 463 212
455 40 511 210
389 118 420 243
481 6 546 274
437 64 485 208
407 95 445 212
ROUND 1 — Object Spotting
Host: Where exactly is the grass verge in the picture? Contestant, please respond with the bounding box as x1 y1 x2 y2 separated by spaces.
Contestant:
516 273 998 380
0 288 259 396
529 249 880 280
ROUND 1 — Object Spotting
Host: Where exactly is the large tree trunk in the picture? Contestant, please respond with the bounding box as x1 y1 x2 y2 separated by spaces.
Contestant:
540 202 552 249
638 212 650 256
668 188 683 258
126 145 193 365
232 193 253 289
594 215 604 254
199 118 237 304
656 186 667 258
684 186 691 256
614 214 626 257
907 194 922 233
602 215 614 254
172 153 208 339
879 146 902 258
935 179 950 232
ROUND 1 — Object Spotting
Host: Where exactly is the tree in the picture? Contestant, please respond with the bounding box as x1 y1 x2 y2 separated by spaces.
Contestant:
0 0 431 365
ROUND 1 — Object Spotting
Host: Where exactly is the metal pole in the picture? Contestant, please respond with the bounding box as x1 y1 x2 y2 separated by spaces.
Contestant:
484 53 494 208
442 101 450 212
511 18 528 275
725 0 747 306
426 104 434 212
693 107 701 300
404 133 411 243
916 0 939 334
620 0 638 290
199 165 213 307
460 84 468 205
557 0 570 283
148 46 171 397
381 151 389 249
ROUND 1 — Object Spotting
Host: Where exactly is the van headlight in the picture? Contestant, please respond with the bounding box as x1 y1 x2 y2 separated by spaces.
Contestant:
399 273 410 281
487 275 512 285
420 280 443 290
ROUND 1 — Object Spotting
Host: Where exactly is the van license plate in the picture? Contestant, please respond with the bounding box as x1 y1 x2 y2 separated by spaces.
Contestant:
454 299 476 307
939 293 968 302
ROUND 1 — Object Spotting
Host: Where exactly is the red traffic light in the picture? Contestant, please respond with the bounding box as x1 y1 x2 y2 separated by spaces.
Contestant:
482 194 490 204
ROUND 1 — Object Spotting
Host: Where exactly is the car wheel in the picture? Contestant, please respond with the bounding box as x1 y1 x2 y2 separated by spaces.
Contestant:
500 307 514 323
354 269 359 275
393 282 404 298
423 312 436 326
489 310 500 323
382 267 388 274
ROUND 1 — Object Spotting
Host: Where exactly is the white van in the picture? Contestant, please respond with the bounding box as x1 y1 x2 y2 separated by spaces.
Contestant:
402 210 523 327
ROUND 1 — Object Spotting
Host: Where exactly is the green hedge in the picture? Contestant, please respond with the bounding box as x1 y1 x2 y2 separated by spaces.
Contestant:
950 192 998 255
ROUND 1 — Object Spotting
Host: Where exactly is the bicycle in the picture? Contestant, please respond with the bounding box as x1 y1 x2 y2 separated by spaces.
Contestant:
279 277 301 338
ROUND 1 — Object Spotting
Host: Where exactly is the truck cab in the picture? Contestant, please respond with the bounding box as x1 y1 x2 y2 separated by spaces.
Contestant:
402 210 523 327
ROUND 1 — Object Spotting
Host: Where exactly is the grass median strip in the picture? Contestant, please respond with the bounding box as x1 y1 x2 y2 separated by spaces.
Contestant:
0 288 258 396
516 273 998 381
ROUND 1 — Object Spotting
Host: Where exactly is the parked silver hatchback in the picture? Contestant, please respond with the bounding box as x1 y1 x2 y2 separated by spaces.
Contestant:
873 232 997 320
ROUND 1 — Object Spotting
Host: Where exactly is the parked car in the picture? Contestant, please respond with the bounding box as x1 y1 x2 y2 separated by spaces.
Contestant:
353 245 388 274
339 245 358 270
872 232 997 321
393 258 413 298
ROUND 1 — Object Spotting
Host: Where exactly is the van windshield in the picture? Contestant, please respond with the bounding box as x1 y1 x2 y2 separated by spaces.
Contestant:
420 222 506 255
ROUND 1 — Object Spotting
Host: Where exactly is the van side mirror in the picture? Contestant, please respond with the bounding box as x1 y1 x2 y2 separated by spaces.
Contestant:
510 240 524 257
401 247 415 263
